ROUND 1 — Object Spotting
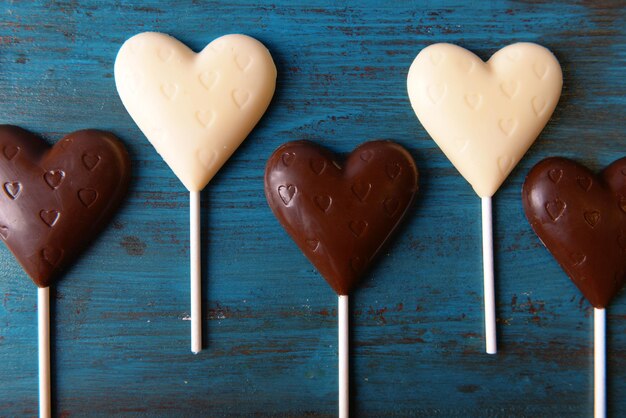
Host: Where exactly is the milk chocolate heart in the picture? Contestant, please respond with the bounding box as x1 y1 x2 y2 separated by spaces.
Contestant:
265 141 419 295
522 157 626 308
0 126 131 288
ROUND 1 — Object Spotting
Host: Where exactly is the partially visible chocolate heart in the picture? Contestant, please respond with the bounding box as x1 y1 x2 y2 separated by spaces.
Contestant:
522 157 626 308
265 141 419 295
0 126 131 287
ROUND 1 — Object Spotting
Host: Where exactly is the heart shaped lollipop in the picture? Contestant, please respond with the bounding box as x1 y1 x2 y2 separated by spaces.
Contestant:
0 125 130 418
265 140 419 295
265 140 418 418
0 126 131 287
522 156 626 417
407 42 563 353
115 32 276 353
407 42 562 197
115 32 276 191
522 157 626 308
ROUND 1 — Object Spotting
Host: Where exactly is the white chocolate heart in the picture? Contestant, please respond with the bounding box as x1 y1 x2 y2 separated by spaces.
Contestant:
115 32 277 191
407 43 562 197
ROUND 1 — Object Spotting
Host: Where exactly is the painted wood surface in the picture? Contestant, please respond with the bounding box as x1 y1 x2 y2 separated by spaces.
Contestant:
0 0 625 416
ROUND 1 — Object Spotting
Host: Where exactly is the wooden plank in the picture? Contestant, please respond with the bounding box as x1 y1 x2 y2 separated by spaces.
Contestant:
0 0 624 416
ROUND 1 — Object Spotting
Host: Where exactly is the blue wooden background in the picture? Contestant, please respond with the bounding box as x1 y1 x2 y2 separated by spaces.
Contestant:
1 1 625 416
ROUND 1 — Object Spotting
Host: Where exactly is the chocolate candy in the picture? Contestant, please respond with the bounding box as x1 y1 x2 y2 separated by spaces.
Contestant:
115 32 276 192
522 157 626 308
407 42 562 198
0 126 131 288
265 141 419 295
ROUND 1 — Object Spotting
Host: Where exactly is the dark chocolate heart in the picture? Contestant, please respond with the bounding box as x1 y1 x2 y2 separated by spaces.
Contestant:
0 126 131 288
265 141 419 295
522 157 626 308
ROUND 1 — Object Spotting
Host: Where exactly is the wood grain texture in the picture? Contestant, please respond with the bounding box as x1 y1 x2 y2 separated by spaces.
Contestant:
0 0 625 416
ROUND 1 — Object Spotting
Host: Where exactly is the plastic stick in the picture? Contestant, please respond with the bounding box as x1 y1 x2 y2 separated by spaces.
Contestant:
481 196 497 354
338 295 349 418
594 307 606 418
38 286 50 418
190 190 201 354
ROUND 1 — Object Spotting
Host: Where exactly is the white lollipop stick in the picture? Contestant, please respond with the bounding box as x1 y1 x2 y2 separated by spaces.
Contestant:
38 286 51 418
594 307 606 418
190 191 201 354
481 196 497 354
338 295 349 418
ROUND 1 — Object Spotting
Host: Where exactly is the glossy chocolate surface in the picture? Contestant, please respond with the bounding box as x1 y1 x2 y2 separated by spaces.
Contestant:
0 126 131 288
522 157 626 308
265 141 419 295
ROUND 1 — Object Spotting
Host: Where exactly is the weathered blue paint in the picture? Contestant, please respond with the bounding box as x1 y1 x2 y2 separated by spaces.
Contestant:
0 1 625 416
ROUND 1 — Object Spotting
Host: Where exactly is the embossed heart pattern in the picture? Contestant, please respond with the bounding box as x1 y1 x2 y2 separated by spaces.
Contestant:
265 141 419 295
408 43 562 197
522 157 626 308
0 126 131 288
115 32 276 192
